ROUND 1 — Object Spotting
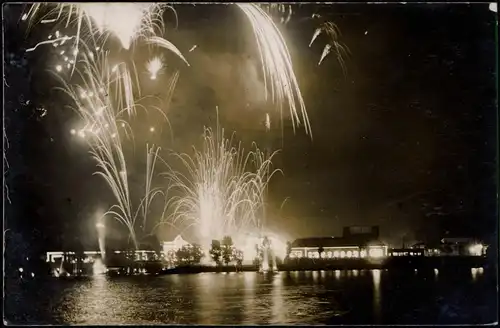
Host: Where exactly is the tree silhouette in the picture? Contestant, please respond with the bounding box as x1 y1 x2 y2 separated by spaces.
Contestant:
286 241 292 259
209 240 222 266
221 236 234 266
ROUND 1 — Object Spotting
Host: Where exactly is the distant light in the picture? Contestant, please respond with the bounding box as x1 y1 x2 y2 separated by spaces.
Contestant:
48 34 52 40
364 30 368 35
64 56 69 62
368 247 385 259
73 49 78 56
21 13 28 21
55 30 60 38
55 65 62 72
67 63 71 69
78 130 86 138
121 122 126 128
19 267 23 273
112 65 118 73
96 222 105 229
490 3 497 13
60 50 65 55
70 129 76 135
150 127 155 132
111 133 117 138
31 272 35 277
96 47 101 51
469 244 484 256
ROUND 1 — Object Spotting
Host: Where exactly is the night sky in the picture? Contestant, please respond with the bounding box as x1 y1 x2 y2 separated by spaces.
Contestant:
3 4 497 256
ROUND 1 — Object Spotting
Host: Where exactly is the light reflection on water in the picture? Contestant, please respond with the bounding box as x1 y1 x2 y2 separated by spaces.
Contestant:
6 268 494 325
372 269 382 322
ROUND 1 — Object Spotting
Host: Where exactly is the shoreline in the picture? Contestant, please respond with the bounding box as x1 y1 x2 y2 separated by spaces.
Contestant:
36 255 490 279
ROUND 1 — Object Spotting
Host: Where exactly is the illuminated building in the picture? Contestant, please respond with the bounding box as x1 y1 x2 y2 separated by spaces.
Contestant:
161 235 191 256
289 226 388 260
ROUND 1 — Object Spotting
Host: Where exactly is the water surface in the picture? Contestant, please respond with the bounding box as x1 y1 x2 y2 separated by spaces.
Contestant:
5 268 496 325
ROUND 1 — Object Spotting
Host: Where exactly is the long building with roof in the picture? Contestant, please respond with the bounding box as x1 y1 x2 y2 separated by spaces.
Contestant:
289 226 388 260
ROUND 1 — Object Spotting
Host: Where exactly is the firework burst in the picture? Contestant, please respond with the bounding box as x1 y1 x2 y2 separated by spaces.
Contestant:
158 121 281 248
24 3 168 50
57 48 166 249
309 21 350 74
237 4 311 137
146 55 164 80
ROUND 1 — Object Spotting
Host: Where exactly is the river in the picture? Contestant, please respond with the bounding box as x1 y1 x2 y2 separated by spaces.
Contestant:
5 268 496 325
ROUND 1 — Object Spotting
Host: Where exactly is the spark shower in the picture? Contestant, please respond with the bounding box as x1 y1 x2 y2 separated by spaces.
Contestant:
20 3 347 252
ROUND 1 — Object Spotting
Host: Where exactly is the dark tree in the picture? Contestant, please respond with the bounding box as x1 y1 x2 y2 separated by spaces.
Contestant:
232 249 243 268
175 245 192 265
209 240 222 266
286 241 292 259
221 236 234 266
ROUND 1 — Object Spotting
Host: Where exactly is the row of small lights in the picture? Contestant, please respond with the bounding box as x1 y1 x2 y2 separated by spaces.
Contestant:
291 248 384 259
70 126 155 137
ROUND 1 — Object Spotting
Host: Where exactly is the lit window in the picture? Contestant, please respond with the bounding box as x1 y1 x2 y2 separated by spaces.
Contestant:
346 251 352 258
333 251 340 258
353 251 359 258
320 252 326 258
340 251 346 258
314 252 320 258
327 251 332 258
360 250 367 258
308 252 314 258
368 247 385 258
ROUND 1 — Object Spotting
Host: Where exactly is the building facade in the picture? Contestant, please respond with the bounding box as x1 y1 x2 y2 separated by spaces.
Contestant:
289 226 388 260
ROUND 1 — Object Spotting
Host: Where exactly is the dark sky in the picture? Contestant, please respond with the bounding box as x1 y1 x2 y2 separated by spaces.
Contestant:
3 4 497 253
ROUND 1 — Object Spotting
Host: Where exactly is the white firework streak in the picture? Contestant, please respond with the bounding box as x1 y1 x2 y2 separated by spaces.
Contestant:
309 21 350 75
56 48 166 249
157 124 281 248
237 4 311 137
145 36 190 67
146 55 164 80
24 3 169 50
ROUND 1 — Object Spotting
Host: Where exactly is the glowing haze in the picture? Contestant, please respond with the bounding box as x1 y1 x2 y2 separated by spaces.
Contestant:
160 123 281 248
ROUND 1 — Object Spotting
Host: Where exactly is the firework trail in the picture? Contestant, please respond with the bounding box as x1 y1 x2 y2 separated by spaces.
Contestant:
57 48 165 249
262 4 293 24
158 119 281 249
145 36 190 67
23 3 186 76
24 3 166 49
309 21 350 74
237 4 311 137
